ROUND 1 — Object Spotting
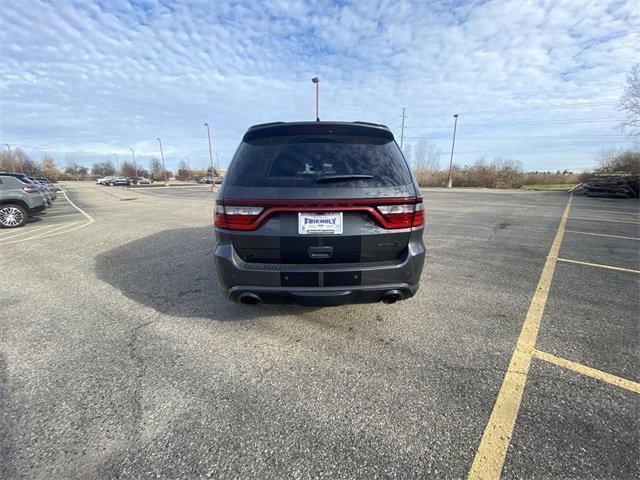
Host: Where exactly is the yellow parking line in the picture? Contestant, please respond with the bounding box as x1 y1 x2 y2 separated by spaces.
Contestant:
468 195 573 480
565 230 639 241
34 220 93 241
0 223 60 241
555 258 640 274
570 216 640 225
533 349 640 394
0 222 80 245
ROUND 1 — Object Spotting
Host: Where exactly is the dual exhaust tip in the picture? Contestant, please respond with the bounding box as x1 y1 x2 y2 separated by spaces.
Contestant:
236 290 404 305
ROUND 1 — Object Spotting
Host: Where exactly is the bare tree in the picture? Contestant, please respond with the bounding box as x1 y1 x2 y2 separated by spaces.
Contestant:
41 155 61 180
148 157 163 181
414 138 427 172
91 161 116 177
176 160 191 181
402 144 413 164
413 139 440 173
120 161 137 179
595 147 640 174
425 144 441 172
64 154 87 180
21 157 41 176
620 63 640 137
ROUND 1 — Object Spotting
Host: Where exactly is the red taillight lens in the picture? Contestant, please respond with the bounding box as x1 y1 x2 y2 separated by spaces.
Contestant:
23 186 39 193
213 197 424 231
214 204 264 230
377 200 424 228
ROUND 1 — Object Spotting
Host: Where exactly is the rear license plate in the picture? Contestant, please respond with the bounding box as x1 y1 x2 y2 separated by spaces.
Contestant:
298 212 343 235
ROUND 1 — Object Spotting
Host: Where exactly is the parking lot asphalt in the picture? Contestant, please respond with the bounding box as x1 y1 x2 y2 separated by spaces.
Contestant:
1 183 638 479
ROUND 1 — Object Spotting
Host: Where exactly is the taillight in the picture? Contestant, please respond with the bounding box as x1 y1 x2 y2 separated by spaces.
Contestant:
23 186 39 193
377 199 424 228
214 204 264 230
213 197 424 231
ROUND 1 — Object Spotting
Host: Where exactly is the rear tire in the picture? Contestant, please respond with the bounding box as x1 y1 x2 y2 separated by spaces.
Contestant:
0 204 27 228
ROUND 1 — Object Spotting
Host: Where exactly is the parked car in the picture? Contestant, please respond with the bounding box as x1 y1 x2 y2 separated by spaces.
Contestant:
29 177 57 201
0 174 47 228
0 172 52 206
197 175 214 184
97 176 116 185
105 177 131 186
34 177 61 193
137 177 153 185
213 121 425 306
214 176 224 185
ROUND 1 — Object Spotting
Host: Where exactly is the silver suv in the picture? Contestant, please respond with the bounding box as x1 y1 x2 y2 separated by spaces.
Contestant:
214 121 426 306
0 175 47 228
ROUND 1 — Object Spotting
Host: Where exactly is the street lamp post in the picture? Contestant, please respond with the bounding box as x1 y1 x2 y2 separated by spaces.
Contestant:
113 153 120 175
130 148 137 182
312 77 320 121
447 114 459 188
204 122 215 192
157 137 168 186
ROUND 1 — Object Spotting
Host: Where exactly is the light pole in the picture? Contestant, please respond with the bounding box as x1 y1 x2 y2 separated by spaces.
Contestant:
447 114 459 188
157 137 168 186
214 152 219 172
130 147 137 182
312 77 320 121
204 122 215 191
113 153 120 174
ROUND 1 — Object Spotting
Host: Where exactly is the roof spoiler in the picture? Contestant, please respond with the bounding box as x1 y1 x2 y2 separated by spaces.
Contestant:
243 121 394 142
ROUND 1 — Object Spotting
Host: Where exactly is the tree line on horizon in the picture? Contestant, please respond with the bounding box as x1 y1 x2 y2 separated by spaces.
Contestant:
0 151 221 182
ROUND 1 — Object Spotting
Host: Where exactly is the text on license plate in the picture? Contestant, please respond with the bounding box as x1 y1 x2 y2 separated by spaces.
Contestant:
298 212 343 234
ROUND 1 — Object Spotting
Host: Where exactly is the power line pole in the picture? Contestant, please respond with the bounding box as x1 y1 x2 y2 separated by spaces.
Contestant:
447 114 459 188
157 137 168 186
400 107 406 150
204 122 215 192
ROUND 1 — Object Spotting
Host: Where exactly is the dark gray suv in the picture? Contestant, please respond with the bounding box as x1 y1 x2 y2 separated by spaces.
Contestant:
214 121 425 306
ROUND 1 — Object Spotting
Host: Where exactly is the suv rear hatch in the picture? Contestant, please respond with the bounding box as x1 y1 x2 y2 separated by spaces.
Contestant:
216 123 422 265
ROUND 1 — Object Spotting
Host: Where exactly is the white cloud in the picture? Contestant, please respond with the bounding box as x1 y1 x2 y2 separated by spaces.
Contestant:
0 0 637 171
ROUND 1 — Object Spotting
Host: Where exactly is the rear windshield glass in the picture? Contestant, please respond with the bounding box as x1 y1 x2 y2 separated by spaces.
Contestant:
225 135 411 188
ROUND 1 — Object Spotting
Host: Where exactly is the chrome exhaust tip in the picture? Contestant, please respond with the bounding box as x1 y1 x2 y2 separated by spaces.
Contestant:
382 290 404 304
237 292 261 305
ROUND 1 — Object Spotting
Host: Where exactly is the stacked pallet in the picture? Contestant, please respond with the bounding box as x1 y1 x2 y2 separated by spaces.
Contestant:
571 174 640 198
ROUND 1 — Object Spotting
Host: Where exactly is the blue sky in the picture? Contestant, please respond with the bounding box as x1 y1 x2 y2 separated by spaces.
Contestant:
0 0 638 172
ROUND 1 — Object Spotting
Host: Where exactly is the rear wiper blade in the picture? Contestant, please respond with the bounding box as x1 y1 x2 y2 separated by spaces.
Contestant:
315 174 373 183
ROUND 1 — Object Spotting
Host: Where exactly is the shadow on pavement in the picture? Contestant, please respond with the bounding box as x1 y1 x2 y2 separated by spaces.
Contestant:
94 227 313 321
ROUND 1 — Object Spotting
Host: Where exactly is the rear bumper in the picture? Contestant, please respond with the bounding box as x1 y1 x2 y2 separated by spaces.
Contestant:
228 284 417 306
214 231 425 306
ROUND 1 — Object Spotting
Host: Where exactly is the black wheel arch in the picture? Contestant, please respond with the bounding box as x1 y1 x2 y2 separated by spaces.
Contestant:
0 199 30 213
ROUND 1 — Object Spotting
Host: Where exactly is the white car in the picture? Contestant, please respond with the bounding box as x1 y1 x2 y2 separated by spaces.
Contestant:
96 176 116 185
